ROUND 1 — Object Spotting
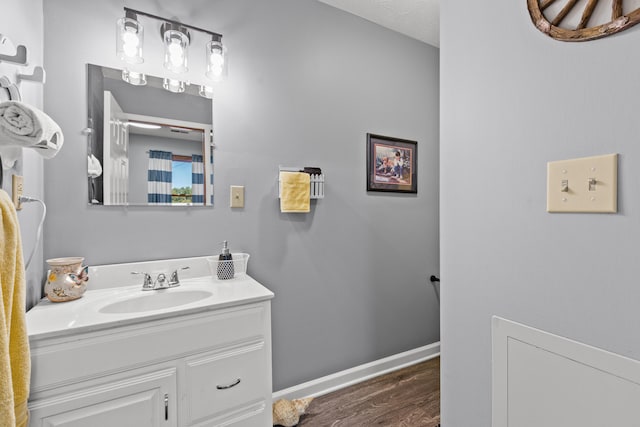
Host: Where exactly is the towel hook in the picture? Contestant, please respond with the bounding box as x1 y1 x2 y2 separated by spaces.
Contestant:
0 34 28 65
17 66 46 84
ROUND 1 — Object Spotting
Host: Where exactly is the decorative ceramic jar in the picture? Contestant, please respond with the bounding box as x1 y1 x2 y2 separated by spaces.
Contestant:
44 257 89 302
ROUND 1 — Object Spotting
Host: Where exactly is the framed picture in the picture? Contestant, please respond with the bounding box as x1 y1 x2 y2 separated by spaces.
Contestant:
366 133 417 193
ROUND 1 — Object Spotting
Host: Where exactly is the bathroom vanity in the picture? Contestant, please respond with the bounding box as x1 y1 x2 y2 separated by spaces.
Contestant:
26 257 274 427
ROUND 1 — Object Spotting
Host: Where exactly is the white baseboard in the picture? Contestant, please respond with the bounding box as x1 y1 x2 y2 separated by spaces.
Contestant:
273 342 440 401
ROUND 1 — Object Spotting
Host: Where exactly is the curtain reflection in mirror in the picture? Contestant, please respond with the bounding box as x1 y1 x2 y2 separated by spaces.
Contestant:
147 150 172 205
191 154 204 205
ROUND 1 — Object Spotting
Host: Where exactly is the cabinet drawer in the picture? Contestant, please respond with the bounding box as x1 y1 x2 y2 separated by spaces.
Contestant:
184 341 269 425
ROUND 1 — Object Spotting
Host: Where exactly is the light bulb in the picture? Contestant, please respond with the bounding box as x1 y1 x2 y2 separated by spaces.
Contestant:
168 41 183 56
199 85 214 98
121 69 146 86
209 51 224 66
163 78 185 93
117 17 144 64
169 41 184 67
122 31 139 58
163 29 189 73
208 65 223 79
205 39 227 82
122 31 139 47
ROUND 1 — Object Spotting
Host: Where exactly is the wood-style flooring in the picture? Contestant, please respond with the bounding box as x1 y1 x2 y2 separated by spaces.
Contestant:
296 357 440 427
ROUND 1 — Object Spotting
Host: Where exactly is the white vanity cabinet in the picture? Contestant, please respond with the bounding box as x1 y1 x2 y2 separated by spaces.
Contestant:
29 366 178 426
26 272 274 427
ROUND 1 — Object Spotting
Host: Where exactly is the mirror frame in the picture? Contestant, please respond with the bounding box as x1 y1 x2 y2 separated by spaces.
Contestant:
87 63 214 207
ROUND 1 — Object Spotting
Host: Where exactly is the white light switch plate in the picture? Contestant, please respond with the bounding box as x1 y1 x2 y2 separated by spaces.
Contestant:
230 185 244 208
547 154 618 213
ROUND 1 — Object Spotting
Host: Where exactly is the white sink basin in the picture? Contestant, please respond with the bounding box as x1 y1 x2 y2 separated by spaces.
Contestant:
26 256 275 340
99 289 214 314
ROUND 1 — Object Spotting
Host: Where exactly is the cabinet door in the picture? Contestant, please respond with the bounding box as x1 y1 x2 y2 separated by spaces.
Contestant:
183 341 270 426
29 368 177 427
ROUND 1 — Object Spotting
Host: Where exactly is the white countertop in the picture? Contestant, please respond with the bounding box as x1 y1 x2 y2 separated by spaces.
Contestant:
26 275 274 341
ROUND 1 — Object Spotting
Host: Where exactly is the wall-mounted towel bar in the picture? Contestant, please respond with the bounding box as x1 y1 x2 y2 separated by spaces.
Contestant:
278 166 325 199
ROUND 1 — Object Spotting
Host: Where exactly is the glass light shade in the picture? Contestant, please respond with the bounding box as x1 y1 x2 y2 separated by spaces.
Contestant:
121 69 147 86
199 85 214 99
205 40 227 82
116 17 144 64
163 30 189 73
163 78 185 93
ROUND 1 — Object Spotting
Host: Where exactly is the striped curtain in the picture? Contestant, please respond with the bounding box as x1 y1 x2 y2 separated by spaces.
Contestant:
192 154 204 205
210 151 214 205
148 150 172 205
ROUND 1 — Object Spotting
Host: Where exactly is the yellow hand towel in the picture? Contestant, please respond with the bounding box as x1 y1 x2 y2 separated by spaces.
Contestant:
0 189 30 427
280 172 311 213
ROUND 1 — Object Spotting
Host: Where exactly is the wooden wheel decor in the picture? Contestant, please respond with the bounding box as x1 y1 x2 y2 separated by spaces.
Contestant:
527 0 640 41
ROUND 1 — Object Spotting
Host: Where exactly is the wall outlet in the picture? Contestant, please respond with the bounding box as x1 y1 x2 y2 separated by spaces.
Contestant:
230 185 245 208
12 175 23 210
547 154 617 213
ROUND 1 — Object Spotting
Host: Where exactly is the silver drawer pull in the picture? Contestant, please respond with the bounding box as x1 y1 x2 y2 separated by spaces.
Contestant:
216 378 241 390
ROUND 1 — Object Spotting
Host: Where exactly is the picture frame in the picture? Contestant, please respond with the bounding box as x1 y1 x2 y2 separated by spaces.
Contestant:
366 133 417 193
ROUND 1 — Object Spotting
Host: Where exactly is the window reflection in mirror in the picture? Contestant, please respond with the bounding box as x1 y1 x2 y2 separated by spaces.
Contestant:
87 64 214 206
172 156 195 205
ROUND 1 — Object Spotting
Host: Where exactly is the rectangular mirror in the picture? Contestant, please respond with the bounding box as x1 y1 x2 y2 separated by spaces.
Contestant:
87 64 214 206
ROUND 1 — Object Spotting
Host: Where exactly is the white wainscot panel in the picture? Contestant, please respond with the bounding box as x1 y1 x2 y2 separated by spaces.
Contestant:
493 317 640 427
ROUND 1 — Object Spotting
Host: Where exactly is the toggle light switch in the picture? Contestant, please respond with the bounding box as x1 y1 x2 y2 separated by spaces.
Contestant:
547 154 617 213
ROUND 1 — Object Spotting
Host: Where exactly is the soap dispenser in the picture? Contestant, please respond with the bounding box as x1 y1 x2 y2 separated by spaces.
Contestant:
217 240 235 280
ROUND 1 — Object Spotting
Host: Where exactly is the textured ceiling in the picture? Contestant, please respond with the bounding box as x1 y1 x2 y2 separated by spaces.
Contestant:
317 0 440 47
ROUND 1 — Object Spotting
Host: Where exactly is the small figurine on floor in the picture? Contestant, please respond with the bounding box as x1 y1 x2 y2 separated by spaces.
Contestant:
272 397 313 427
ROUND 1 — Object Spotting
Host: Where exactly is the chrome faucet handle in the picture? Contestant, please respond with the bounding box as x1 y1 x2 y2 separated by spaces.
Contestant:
168 267 190 286
131 272 153 290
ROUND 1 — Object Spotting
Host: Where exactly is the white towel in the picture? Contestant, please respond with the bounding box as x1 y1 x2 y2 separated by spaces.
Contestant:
88 154 102 178
0 101 64 159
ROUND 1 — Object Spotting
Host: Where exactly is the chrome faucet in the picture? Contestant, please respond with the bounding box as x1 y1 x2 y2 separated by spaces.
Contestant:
132 272 154 290
132 267 189 291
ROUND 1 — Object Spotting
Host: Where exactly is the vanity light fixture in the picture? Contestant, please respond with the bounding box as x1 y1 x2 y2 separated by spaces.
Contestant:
121 69 147 86
163 78 186 93
117 7 227 92
199 85 214 99
205 38 227 82
161 22 190 73
116 10 144 64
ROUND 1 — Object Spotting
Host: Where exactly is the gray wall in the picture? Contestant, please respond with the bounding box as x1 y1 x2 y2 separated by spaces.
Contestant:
1 0 45 310
43 0 440 390
441 2 640 426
